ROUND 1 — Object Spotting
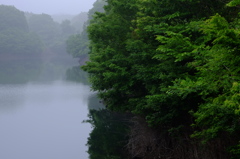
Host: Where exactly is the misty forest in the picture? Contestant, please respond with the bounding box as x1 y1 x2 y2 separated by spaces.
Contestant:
0 4 88 83
1 0 240 159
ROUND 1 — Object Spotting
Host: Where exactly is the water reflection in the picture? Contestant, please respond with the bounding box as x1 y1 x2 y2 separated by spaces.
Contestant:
0 57 125 159
0 59 42 84
0 81 92 159
85 108 132 159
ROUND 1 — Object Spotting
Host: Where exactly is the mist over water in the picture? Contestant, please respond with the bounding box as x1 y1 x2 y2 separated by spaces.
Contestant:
0 81 93 159
0 2 101 159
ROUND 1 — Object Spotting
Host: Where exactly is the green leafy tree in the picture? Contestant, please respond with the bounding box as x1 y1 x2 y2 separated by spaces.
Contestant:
83 0 240 158
82 0 139 112
169 14 240 156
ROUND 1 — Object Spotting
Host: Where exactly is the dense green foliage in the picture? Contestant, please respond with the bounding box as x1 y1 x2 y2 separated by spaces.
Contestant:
81 0 240 158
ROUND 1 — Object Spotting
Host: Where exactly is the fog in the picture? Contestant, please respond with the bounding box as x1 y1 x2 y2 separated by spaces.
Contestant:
0 1 102 158
0 81 93 159
0 0 96 14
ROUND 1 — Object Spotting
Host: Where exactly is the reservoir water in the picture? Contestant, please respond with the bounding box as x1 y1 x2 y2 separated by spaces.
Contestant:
0 80 92 159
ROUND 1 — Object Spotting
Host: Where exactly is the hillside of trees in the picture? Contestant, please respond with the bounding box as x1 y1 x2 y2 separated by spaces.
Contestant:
0 5 88 83
69 0 240 158
0 5 44 83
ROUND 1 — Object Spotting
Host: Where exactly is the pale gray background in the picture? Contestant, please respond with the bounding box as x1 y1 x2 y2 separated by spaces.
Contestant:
0 0 96 14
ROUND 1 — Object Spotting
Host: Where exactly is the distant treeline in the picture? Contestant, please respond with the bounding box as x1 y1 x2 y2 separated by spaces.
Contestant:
0 5 88 83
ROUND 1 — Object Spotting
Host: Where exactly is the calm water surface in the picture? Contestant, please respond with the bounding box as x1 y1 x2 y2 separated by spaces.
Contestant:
0 81 92 159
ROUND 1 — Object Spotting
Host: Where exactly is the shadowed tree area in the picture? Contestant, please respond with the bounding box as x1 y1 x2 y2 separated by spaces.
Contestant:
85 109 131 159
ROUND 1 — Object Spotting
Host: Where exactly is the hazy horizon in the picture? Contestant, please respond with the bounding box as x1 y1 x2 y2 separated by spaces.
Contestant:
0 0 96 15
